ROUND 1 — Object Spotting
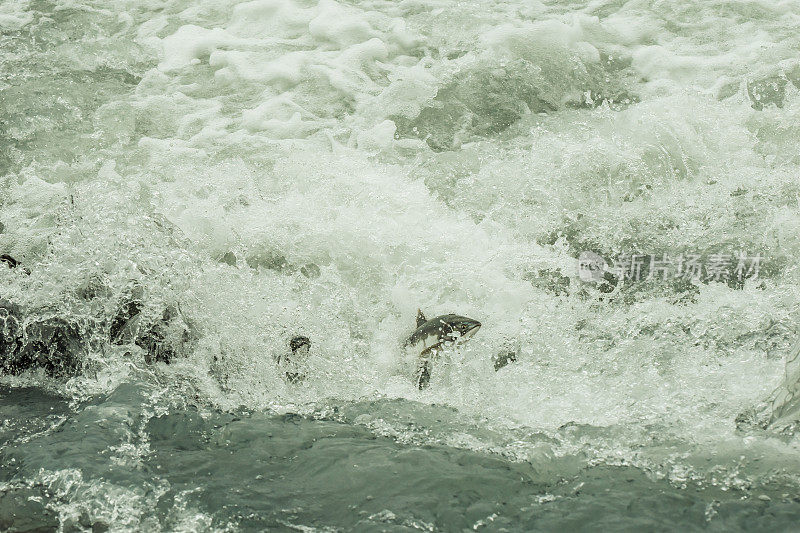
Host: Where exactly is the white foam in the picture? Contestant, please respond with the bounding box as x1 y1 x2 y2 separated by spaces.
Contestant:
0 0 32 30
5 0 800 481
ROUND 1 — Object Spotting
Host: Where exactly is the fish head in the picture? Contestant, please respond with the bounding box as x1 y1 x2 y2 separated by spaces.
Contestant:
441 315 481 344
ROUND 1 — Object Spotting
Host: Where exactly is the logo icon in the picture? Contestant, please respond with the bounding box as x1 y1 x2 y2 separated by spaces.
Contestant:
577 251 607 283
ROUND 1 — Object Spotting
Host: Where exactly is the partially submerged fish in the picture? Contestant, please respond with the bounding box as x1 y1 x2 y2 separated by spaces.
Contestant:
405 309 481 389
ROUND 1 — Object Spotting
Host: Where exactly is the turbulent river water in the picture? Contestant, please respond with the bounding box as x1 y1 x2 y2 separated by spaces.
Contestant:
2 0 800 530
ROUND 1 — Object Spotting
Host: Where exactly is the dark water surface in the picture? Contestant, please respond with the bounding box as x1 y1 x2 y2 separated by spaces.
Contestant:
2 384 800 532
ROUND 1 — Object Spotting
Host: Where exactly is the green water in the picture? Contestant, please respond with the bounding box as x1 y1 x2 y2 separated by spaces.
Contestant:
2 0 800 530
2 384 799 532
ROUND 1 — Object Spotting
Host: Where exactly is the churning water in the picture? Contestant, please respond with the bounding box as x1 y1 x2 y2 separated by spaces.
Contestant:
2 0 800 530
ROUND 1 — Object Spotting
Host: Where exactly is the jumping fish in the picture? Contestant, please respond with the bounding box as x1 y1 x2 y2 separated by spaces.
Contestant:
405 310 481 389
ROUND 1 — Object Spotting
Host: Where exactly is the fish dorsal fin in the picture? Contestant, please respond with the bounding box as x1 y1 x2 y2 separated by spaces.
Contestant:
416 309 427 328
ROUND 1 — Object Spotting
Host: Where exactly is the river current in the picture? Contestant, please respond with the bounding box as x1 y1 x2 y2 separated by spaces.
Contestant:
2 0 800 530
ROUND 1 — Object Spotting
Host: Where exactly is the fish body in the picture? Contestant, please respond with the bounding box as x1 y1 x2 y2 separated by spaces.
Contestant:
405 310 481 389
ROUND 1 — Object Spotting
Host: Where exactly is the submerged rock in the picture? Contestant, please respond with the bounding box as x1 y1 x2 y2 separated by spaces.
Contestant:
0 487 59 532
20 317 85 377
0 300 23 369
0 281 198 377
138 306 193 365
525 268 570 296
245 248 293 273
109 288 144 343
289 335 311 355
734 404 771 431
492 350 517 371
0 301 85 378
277 336 311 383
75 274 112 301
110 294 194 365
218 251 237 267
300 263 321 279
737 340 800 434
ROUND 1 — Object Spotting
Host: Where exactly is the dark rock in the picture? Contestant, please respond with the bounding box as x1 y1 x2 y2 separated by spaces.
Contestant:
276 336 312 383
0 254 19 269
0 317 84 377
0 301 85 377
493 350 517 371
110 287 194 365
0 300 23 369
289 335 311 356
415 358 432 390
19 317 85 377
138 306 188 365
137 327 170 364
117 302 194 366
285 371 305 384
